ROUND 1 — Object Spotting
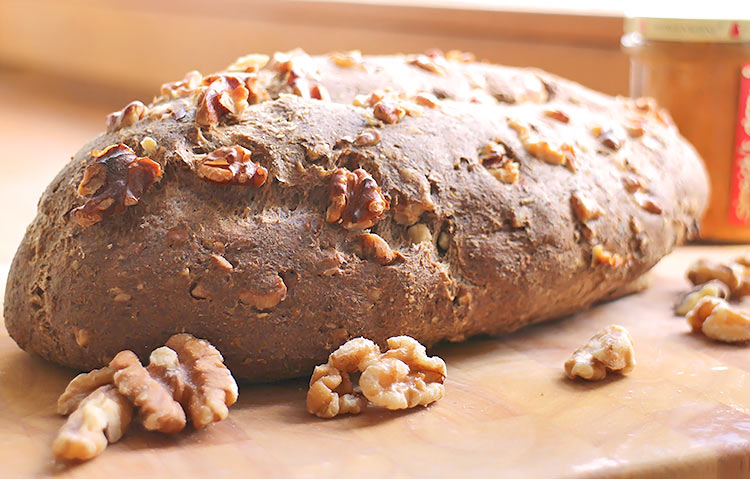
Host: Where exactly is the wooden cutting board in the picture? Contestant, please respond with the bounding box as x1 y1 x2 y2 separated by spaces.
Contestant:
3 246 750 479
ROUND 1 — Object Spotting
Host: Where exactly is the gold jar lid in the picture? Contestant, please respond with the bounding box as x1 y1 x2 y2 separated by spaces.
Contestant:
624 16 750 43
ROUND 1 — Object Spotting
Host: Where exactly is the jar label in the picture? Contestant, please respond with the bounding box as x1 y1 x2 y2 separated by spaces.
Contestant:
729 63 750 226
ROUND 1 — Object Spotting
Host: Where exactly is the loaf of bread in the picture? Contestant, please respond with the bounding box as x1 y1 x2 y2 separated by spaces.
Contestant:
4 50 708 382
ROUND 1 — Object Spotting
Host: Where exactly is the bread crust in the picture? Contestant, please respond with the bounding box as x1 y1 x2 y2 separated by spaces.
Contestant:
3 51 708 382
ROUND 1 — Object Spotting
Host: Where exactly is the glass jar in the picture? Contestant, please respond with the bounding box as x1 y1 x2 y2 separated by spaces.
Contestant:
622 16 750 242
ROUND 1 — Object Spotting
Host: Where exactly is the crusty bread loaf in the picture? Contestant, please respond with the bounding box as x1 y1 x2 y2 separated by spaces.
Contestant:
4 50 708 382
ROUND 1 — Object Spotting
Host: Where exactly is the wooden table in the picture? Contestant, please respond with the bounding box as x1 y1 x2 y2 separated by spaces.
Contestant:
3 246 750 479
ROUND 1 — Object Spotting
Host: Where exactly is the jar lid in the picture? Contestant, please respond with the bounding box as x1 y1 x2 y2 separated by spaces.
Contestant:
624 17 750 43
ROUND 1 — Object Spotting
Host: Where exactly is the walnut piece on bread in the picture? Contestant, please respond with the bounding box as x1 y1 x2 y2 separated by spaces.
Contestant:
195 74 252 126
326 167 389 230
564 325 635 381
359 233 404 265
71 144 163 227
195 145 268 187
52 385 132 461
106 101 147 132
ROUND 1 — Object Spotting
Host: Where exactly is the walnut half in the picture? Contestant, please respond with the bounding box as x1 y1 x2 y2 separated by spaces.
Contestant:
195 145 268 187
564 325 635 381
686 297 750 343
360 336 447 410
53 333 238 461
71 144 163 227
326 168 389 230
307 336 447 417
52 385 133 461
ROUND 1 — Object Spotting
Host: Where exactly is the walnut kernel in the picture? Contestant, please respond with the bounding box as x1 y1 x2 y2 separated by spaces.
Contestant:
686 297 750 343
106 101 147 132
564 325 635 381
52 385 133 461
195 74 251 126
675 280 730 316
226 53 270 73
354 129 381 146
195 145 268 187
373 101 406 124
330 50 365 69
57 366 116 415
160 70 203 100
72 144 163 227
238 274 287 310
360 336 447 410
359 233 403 265
307 336 446 417
326 168 389 230
687 259 744 294
592 244 624 268
110 350 186 434
571 192 604 223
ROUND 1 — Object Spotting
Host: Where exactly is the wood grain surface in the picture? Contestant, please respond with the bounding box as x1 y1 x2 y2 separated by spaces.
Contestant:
3 246 750 479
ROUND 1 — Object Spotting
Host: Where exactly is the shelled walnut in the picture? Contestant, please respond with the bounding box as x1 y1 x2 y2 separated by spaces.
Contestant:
686 258 745 297
360 336 447 410
686 297 750 343
326 168 389 230
71 144 163 227
195 74 257 126
508 119 576 172
195 145 268 187
52 385 133 461
675 280 730 316
106 101 147 132
53 334 238 461
564 325 635 381
592 244 624 268
159 70 203 100
479 141 520 184
307 336 446 418
359 233 404 265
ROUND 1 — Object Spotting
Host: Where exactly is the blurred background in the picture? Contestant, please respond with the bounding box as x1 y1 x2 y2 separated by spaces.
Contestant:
0 0 627 273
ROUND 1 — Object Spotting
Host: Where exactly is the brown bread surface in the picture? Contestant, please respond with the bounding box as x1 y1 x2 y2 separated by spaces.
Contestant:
4 51 708 382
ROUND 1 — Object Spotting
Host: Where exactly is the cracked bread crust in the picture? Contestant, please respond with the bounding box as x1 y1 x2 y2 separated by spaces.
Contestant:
4 50 708 382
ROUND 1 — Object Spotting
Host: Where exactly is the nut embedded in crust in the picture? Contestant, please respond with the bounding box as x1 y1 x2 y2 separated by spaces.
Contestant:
106 101 147 133
564 325 635 381
325 167 389 230
71 144 163 227
571 192 604 223
359 233 404 265
195 74 252 126
195 145 268 187
592 244 624 268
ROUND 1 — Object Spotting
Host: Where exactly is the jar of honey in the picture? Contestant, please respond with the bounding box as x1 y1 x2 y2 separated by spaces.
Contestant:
622 16 750 242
